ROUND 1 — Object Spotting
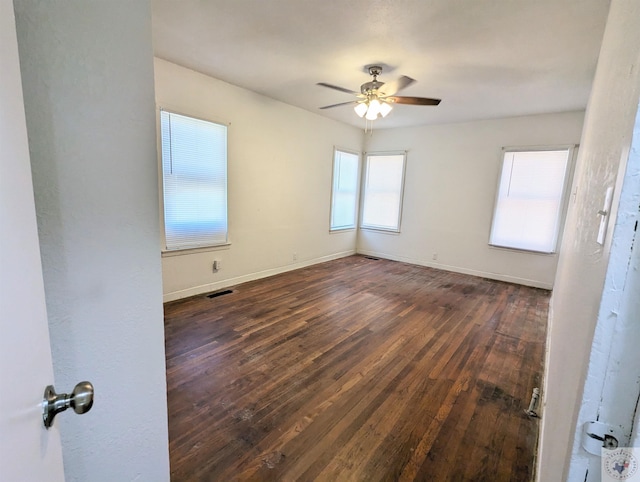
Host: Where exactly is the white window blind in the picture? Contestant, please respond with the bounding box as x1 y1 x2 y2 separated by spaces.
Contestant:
489 148 571 253
160 110 228 251
330 149 359 230
361 153 406 232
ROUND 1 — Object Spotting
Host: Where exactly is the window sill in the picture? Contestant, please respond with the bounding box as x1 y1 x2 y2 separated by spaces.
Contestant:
488 244 556 256
162 243 231 257
330 227 356 233
359 226 401 235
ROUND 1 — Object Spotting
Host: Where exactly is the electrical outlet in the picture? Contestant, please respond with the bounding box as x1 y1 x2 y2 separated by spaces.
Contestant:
432 253 438 261
212 260 221 271
293 253 298 261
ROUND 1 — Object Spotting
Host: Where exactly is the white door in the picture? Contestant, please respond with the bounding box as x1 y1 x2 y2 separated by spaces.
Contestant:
590 198 640 477
0 0 65 480
572 110 640 481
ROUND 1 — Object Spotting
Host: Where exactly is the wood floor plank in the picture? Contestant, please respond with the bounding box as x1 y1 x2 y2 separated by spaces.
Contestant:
164 255 548 481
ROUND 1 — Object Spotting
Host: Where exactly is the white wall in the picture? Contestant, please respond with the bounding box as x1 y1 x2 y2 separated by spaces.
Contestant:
537 0 640 479
14 2 170 481
359 112 585 289
154 58 364 301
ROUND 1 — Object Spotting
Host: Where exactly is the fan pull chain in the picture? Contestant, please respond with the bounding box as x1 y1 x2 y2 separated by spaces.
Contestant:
364 118 375 135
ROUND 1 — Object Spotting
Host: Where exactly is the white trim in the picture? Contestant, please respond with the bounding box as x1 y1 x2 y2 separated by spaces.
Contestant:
161 243 231 257
157 104 230 128
501 143 579 153
163 250 356 302
356 249 553 290
358 227 401 236
488 244 556 256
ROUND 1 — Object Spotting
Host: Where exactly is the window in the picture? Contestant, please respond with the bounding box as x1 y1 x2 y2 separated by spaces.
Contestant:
360 152 407 232
489 148 572 253
330 148 360 230
160 110 228 251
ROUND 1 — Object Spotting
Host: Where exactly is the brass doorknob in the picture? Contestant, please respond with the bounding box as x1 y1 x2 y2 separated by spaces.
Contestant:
43 381 94 428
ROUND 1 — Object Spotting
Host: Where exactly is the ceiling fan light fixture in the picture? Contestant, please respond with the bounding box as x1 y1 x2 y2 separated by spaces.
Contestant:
365 99 381 120
379 101 392 117
354 102 368 118
318 66 440 124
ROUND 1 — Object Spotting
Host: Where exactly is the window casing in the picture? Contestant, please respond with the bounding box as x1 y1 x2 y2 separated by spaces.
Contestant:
360 152 407 232
330 148 360 231
160 110 228 251
489 147 573 253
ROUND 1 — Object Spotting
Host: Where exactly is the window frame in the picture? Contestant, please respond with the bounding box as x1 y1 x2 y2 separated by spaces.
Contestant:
329 147 361 232
488 145 576 254
359 151 407 233
158 107 229 253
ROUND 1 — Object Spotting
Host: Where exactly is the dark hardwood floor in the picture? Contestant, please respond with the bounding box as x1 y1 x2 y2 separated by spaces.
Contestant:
164 255 548 481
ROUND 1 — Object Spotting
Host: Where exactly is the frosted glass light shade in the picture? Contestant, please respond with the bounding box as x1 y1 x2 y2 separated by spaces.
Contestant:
379 102 392 117
354 103 367 117
365 99 381 120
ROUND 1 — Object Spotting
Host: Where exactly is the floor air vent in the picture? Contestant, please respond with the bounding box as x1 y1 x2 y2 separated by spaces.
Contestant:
364 256 380 260
207 289 233 299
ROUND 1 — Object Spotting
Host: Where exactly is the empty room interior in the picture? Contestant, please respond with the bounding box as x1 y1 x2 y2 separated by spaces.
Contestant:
5 0 640 481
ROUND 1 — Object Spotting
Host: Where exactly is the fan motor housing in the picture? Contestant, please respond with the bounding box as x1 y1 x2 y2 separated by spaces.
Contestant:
361 80 385 95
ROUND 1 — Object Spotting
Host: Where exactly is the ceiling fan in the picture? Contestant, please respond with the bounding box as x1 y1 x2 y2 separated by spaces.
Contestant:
317 65 441 121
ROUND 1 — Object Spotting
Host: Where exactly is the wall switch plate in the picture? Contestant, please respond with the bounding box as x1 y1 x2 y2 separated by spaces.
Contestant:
597 187 614 245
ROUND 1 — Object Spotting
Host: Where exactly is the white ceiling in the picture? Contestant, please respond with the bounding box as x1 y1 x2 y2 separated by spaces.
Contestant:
151 0 610 129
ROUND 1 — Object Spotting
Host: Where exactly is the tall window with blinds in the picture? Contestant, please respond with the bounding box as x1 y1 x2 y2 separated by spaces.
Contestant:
489 148 572 253
160 110 228 251
360 152 407 232
330 149 360 231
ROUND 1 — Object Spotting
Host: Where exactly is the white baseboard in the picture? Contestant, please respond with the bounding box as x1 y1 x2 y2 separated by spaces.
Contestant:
356 249 553 290
163 250 356 303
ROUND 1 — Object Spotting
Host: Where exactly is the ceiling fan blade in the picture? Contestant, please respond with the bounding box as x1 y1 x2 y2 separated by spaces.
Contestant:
378 76 415 96
386 96 441 106
317 82 359 95
319 100 359 110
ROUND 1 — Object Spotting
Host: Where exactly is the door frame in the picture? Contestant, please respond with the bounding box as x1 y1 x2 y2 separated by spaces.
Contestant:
568 107 640 480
